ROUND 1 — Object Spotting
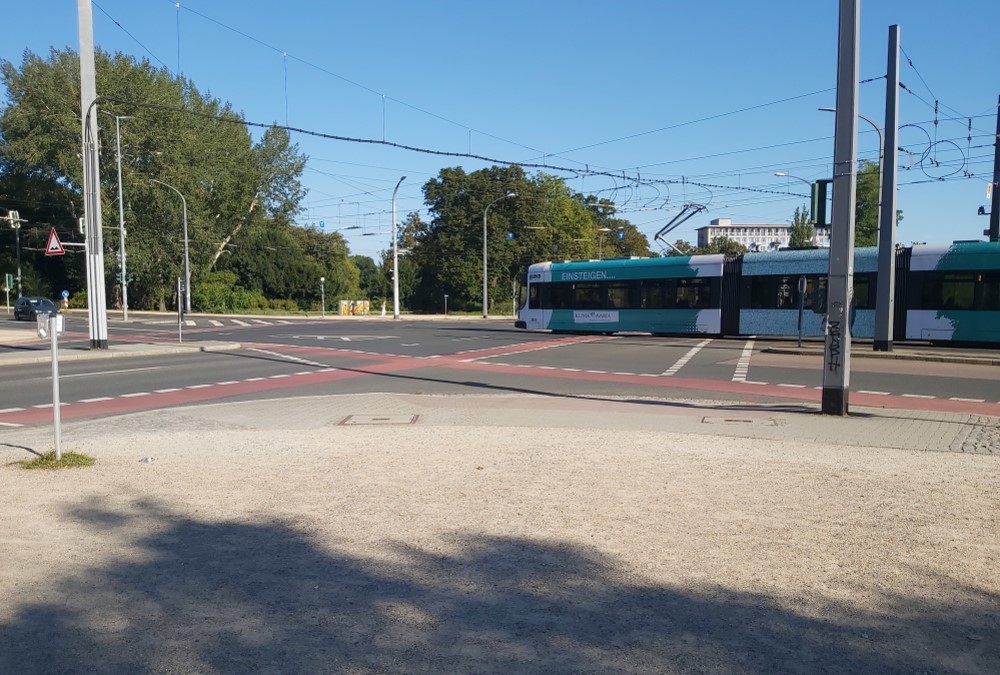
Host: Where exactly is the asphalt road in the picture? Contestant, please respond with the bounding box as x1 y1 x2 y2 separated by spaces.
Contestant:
1 313 999 425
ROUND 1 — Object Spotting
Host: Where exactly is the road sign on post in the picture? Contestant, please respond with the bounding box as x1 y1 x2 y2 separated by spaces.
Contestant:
45 228 66 256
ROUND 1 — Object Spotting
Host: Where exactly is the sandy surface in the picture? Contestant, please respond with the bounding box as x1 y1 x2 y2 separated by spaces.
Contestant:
1 420 999 674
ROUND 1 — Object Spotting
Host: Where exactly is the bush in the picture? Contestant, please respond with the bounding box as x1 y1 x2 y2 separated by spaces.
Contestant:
67 289 88 309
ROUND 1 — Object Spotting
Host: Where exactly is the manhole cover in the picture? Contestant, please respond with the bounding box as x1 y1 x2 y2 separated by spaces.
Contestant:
338 415 419 426
701 416 781 427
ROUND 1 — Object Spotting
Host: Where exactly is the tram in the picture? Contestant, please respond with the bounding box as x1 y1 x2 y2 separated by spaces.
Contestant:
515 241 1000 344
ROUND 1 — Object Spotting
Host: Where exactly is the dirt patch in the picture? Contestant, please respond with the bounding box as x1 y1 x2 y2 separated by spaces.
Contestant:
1 426 998 673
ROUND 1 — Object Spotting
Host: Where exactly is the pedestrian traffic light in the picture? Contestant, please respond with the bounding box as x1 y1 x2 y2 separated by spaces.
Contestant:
811 180 831 228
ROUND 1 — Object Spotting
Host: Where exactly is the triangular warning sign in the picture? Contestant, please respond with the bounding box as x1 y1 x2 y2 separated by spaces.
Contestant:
45 227 66 256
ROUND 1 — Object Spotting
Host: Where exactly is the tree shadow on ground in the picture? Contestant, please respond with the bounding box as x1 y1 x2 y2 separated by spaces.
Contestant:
2 501 996 674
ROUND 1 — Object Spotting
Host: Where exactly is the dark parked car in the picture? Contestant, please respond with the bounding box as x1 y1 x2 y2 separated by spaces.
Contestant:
13 297 58 321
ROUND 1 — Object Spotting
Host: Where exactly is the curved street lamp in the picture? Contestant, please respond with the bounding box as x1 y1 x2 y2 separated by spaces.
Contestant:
774 171 813 189
483 191 517 318
819 107 883 237
149 178 190 313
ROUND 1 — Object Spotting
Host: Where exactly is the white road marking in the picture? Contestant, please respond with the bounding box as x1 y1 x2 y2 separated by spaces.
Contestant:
215 381 239 386
209 320 224 326
120 392 150 398
0 407 26 413
902 393 935 399
247 347 327 368
231 319 251 326
949 397 985 403
252 319 272 325
662 339 712 376
78 397 112 403
732 339 755 382
154 388 182 393
777 383 807 388
59 365 166 380
187 384 212 389
184 319 196 327
858 390 891 396
0 422 22 427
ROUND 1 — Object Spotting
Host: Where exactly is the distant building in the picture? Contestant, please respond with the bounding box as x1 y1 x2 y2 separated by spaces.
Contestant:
695 218 830 250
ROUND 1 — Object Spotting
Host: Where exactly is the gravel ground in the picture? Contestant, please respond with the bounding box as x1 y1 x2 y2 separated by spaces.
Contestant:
1 420 999 674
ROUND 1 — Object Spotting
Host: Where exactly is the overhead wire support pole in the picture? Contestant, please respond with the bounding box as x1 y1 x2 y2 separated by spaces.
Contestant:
989 94 1000 242
111 114 133 321
874 25 900 352
822 0 860 416
392 176 405 320
482 192 517 319
78 0 109 349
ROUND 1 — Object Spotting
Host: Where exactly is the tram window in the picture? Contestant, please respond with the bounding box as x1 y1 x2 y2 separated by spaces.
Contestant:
549 283 573 310
920 273 976 310
640 280 670 309
574 282 605 309
979 273 1000 311
854 273 874 310
607 282 631 309
775 276 794 309
527 284 539 309
677 278 712 309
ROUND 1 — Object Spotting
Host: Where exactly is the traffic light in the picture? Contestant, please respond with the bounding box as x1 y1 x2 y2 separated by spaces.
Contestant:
811 180 831 228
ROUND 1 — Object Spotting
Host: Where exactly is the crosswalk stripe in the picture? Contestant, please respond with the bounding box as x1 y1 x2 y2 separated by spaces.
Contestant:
662 339 711 376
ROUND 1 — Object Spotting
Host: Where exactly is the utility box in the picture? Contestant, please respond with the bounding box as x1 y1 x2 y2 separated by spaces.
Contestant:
36 312 64 338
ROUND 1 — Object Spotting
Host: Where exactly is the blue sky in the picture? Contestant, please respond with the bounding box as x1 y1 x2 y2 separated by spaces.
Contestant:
2 1 997 260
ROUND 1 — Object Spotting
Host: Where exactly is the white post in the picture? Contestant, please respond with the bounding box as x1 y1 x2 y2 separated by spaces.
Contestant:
78 0 109 349
49 314 62 460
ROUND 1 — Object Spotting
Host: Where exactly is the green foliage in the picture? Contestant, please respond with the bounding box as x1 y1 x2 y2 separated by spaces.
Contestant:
68 289 88 309
0 47 319 312
789 204 816 248
690 237 747 255
13 451 95 470
408 166 653 313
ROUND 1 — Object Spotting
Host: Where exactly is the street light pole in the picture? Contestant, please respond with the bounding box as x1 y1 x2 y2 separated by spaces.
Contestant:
320 276 325 318
149 179 190 313
111 114 133 320
483 191 517 318
820 107 883 238
6 211 22 297
391 175 406 320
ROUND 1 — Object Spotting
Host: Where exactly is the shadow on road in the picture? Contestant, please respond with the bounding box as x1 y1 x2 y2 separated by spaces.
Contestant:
2 500 995 674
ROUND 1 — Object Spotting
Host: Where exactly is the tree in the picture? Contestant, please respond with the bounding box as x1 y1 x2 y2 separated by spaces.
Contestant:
1 47 312 310
788 204 816 248
698 237 747 255
854 160 903 247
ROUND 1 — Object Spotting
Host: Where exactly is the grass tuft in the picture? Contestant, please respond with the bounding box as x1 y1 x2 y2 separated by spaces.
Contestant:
13 451 96 470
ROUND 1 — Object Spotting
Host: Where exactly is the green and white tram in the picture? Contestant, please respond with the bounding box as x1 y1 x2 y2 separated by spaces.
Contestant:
515 255 725 334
